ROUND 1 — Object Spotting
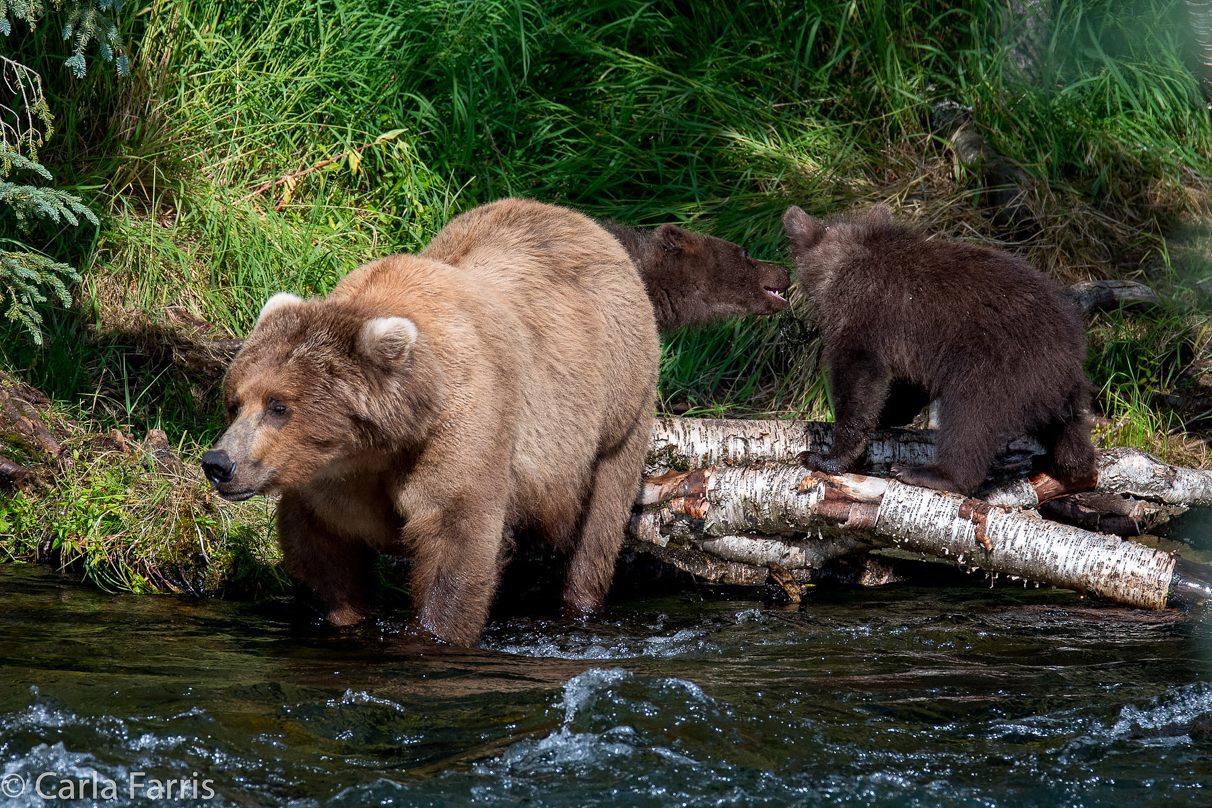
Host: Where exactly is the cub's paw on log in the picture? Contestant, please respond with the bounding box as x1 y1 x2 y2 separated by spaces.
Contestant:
799 451 849 475
890 464 960 493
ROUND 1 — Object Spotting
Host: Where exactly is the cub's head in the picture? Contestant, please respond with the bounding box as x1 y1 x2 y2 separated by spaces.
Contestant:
201 293 442 501
783 204 894 297
648 225 790 329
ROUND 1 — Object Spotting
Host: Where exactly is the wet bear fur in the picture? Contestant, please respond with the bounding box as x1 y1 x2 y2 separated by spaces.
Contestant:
203 198 660 646
783 204 1096 495
598 221 790 331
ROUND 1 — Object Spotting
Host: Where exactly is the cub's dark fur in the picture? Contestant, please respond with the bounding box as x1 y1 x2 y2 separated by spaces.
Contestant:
599 221 790 331
784 204 1096 495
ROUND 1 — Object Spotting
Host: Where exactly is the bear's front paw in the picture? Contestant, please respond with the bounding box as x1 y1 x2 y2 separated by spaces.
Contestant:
891 464 958 493
799 451 847 475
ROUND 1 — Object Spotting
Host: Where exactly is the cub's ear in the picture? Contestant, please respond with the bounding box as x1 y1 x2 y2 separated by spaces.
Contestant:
359 316 418 364
253 292 303 329
782 206 826 250
655 224 690 254
866 205 894 226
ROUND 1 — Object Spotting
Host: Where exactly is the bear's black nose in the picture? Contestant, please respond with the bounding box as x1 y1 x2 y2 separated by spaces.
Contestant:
201 449 236 484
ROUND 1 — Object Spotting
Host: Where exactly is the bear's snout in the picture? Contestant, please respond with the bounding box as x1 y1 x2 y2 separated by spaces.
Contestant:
201 449 237 485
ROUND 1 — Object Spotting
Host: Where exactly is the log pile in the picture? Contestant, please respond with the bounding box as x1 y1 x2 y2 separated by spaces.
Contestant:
630 418 1212 609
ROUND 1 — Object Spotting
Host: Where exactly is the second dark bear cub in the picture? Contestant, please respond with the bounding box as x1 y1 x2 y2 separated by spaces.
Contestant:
784 204 1096 495
599 221 790 331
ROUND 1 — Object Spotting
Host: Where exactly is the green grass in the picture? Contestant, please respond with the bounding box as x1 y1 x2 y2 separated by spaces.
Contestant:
1087 307 1187 453
3 0 1212 593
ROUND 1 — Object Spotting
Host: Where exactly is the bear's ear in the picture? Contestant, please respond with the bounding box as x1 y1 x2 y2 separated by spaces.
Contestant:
254 292 303 329
782 206 826 250
866 205 894 226
655 224 689 254
359 316 418 365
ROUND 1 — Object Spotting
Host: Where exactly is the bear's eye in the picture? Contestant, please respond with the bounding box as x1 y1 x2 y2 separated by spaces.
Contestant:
741 249 750 260
265 398 292 419
225 398 239 419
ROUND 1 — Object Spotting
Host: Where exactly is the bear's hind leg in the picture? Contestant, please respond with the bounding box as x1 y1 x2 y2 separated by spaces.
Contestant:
895 393 1001 495
1037 409 1097 489
278 491 375 626
404 497 509 646
803 348 890 474
563 419 649 617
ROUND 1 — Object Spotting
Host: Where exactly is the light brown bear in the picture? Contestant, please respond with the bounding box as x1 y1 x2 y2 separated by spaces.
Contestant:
201 198 660 646
598 221 790 331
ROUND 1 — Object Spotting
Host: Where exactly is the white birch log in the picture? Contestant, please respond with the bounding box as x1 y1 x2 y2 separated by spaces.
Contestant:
648 418 1212 509
647 416 1039 477
628 464 1212 609
1094 447 1212 506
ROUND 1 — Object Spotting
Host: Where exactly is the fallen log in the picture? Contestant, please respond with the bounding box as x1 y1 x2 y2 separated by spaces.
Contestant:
1067 279 1162 316
647 416 1039 477
0 454 32 489
0 384 62 461
648 418 1212 510
931 98 1036 237
628 464 1212 609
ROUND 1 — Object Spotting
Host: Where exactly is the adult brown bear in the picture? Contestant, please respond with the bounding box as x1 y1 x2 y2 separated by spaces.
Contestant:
784 204 1096 495
202 199 660 646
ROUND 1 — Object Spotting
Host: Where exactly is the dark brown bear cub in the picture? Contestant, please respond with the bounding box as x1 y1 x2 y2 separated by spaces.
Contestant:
783 204 1096 495
599 221 790 331
202 199 659 646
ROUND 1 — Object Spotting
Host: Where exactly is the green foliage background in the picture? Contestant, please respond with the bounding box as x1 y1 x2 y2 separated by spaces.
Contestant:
9 0 1212 410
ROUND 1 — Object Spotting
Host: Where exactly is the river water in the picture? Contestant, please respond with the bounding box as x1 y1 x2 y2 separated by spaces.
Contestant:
1 562 1210 807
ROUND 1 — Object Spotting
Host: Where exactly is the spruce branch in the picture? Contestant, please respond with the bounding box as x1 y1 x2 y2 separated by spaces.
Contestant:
1 56 54 160
2 0 129 77
0 177 100 230
0 148 94 344
0 246 81 345
0 149 52 179
58 0 127 77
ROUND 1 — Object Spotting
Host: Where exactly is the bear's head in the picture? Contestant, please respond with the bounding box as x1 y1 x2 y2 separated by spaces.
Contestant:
783 204 894 297
648 224 790 327
201 293 444 500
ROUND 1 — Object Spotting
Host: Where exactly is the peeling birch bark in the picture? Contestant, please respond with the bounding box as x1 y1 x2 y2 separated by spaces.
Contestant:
873 480 1179 609
1187 0 1212 101
628 464 1212 609
696 534 874 570
1095 447 1212 506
